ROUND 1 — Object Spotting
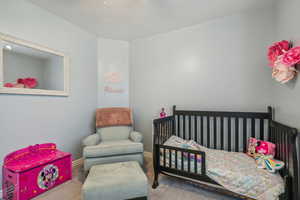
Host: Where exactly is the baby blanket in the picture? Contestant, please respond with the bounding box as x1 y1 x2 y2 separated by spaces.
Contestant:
96 107 133 128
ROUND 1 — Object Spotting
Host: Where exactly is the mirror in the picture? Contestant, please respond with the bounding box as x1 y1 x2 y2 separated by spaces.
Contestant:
0 33 69 96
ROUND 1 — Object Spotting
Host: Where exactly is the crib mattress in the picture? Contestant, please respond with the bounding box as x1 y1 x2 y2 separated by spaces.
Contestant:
162 136 284 200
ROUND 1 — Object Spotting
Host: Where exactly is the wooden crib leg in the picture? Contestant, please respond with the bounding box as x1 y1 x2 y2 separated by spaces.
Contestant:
152 171 159 189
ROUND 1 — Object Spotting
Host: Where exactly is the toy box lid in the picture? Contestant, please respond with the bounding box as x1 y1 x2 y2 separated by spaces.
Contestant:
3 143 71 173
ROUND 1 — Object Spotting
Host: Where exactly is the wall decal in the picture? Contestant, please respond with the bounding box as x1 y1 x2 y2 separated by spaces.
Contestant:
104 86 124 93
103 71 124 93
104 72 122 83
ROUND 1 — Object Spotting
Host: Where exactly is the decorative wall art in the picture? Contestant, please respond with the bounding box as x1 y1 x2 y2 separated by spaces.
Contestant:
103 71 124 94
268 40 300 84
104 71 122 83
104 86 124 93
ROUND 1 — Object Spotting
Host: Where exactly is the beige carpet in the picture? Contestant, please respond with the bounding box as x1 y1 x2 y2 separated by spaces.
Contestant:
33 155 236 200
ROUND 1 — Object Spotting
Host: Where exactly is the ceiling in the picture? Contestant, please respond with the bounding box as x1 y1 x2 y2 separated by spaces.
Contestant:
27 0 275 41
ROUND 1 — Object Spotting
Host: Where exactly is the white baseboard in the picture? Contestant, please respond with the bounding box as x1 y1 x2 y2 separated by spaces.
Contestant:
72 158 83 169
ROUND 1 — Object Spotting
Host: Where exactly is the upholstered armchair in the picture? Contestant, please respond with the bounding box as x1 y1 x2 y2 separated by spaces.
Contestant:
82 108 144 172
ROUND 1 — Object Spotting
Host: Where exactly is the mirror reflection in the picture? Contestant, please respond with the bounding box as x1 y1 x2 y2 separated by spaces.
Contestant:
2 40 64 91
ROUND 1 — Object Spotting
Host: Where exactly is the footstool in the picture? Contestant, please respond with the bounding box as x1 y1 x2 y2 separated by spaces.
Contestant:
82 161 148 200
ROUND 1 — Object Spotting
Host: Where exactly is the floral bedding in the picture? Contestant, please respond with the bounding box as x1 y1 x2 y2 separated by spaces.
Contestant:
162 136 284 200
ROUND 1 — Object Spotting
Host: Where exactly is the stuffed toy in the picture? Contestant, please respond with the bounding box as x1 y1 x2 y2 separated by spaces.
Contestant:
247 137 275 157
256 140 275 156
4 77 38 89
160 108 167 118
254 154 284 173
247 137 258 157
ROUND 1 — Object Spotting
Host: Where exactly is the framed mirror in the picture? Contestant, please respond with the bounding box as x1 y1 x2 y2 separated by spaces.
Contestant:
0 33 70 96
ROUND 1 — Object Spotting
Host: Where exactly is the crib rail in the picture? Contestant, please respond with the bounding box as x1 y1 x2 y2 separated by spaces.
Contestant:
153 116 216 187
157 145 208 179
173 105 273 152
153 116 175 145
269 121 299 200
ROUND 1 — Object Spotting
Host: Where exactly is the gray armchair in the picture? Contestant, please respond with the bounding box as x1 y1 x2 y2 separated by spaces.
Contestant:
82 126 144 172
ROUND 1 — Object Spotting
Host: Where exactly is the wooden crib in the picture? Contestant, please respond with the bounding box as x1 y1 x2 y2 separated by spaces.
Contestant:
152 105 300 200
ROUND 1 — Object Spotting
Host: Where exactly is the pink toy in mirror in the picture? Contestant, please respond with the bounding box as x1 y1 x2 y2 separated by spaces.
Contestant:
4 77 38 89
160 108 167 118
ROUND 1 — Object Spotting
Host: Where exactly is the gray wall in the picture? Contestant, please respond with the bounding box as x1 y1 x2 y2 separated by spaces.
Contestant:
130 7 276 151
0 0 97 187
43 56 64 91
272 0 300 130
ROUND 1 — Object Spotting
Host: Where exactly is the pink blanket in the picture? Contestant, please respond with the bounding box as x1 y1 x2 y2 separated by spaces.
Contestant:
96 107 133 128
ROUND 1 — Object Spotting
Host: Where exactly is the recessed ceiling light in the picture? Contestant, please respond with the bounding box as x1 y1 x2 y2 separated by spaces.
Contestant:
4 45 12 51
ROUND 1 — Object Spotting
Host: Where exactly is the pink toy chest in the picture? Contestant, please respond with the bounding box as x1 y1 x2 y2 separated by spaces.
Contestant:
2 143 72 200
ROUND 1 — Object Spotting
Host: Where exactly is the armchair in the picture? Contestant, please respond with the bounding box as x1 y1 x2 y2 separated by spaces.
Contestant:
82 108 144 172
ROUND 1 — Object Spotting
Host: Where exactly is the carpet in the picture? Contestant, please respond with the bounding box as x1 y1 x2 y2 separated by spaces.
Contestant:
33 155 236 200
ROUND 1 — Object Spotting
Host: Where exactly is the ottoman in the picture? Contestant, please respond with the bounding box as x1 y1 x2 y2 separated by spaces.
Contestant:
82 161 148 200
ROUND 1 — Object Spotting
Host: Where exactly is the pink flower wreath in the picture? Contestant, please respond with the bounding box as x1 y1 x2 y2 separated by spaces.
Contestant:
268 40 290 67
282 46 300 66
267 40 299 84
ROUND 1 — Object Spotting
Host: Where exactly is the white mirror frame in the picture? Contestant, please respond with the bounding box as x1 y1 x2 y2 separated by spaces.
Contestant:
0 33 70 96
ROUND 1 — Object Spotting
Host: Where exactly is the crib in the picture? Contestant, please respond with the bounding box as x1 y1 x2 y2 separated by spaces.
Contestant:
152 106 300 200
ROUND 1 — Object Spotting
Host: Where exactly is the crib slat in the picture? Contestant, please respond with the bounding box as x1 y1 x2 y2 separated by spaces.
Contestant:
169 149 172 168
200 116 204 145
181 151 184 171
166 121 168 140
251 118 255 138
188 153 191 172
161 122 164 143
159 124 162 145
194 116 198 143
286 133 290 170
213 116 217 149
175 150 178 169
235 118 239 152
284 133 287 169
177 115 180 137
278 129 281 160
189 115 192 140
194 154 197 174
260 119 264 140
228 117 231 151
163 122 168 142
167 120 170 139
221 117 224 150
207 116 210 148
172 117 175 136
183 115 186 140
169 120 171 138
202 154 206 175
163 148 166 167
280 130 283 160
243 118 247 152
